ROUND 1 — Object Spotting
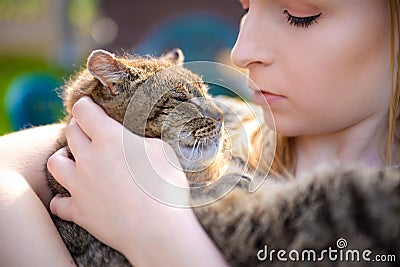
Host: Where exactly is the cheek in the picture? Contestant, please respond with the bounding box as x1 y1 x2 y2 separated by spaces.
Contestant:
278 9 391 135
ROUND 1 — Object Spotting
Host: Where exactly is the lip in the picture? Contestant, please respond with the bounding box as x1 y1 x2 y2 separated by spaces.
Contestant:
252 90 286 106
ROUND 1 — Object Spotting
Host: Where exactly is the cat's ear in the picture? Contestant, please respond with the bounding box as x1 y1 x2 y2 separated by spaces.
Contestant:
87 49 127 96
162 48 184 64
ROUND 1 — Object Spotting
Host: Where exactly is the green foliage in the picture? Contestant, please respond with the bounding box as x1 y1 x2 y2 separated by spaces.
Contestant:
69 0 99 32
0 0 47 21
0 55 69 135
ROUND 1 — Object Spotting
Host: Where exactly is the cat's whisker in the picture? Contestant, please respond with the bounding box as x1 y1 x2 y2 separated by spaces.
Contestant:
177 131 193 141
190 139 203 171
191 139 198 160
195 139 201 159
196 141 202 160
194 141 202 170
188 139 199 170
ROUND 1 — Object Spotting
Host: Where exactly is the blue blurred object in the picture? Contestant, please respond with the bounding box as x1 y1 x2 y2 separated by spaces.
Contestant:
4 73 64 131
135 12 240 97
135 12 238 62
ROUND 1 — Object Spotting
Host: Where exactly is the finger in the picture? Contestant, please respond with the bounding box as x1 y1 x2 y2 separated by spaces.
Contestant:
50 194 75 222
67 117 91 158
71 96 121 140
47 147 76 191
144 138 188 187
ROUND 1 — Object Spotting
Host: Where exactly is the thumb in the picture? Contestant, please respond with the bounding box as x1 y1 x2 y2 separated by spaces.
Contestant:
50 194 75 222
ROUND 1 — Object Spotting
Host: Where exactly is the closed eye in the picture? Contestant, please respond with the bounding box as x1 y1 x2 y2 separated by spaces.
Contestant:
284 10 321 28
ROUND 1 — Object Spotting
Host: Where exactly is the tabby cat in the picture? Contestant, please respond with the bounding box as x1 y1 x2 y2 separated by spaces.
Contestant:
47 49 400 267
46 48 262 266
193 165 400 267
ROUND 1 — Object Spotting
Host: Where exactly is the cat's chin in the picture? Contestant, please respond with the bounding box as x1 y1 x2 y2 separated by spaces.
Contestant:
176 139 222 173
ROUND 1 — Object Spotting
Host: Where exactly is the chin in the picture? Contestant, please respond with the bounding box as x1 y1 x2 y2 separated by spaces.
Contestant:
272 120 306 137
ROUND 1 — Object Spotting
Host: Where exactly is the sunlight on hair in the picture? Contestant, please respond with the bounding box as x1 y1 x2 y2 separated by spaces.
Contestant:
388 0 400 164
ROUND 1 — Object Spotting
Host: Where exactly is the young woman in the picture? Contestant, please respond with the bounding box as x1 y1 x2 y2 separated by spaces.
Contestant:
0 0 398 266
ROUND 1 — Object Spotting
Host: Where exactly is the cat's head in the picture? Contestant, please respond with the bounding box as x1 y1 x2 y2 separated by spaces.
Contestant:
63 49 225 181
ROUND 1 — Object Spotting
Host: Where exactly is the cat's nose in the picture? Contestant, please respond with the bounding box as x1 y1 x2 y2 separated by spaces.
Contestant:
204 107 223 125
211 111 223 126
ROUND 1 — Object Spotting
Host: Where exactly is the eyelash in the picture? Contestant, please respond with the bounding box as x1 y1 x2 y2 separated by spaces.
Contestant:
241 8 321 29
284 10 322 28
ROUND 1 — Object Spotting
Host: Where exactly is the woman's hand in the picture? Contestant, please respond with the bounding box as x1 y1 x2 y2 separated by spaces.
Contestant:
47 97 227 267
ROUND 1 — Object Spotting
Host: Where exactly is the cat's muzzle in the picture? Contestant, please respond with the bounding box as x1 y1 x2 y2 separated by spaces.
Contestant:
176 118 224 172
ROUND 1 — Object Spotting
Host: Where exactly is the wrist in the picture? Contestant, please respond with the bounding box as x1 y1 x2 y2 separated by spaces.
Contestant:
121 207 227 267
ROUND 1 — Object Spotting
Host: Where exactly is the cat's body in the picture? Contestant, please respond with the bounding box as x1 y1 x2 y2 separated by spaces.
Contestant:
194 97 400 267
47 49 266 266
47 49 400 267
193 166 400 267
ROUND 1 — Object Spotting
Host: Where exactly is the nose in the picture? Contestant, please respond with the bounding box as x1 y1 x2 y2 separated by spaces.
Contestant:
231 11 275 69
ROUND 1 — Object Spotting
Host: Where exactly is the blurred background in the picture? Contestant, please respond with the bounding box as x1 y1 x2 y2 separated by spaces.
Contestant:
0 0 245 135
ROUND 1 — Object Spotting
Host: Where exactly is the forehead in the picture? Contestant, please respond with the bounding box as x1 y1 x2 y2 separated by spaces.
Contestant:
124 57 206 91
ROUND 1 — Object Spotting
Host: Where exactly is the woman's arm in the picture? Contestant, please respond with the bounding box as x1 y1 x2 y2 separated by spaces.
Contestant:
0 123 65 205
0 168 76 267
0 124 76 266
48 97 228 266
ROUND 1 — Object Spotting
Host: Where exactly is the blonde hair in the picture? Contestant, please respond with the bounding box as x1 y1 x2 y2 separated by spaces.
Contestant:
388 0 400 164
270 0 400 177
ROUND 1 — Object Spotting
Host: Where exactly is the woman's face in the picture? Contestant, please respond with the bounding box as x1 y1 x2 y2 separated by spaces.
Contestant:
231 0 392 137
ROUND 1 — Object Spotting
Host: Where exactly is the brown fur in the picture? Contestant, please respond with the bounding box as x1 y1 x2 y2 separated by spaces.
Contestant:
46 49 267 266
192 166 400 266
46 49 400 267
192 98 400 266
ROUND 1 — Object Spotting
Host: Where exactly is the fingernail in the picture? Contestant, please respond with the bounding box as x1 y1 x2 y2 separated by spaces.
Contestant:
74 96 92 108
80 96 92 103
59 147 69 157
